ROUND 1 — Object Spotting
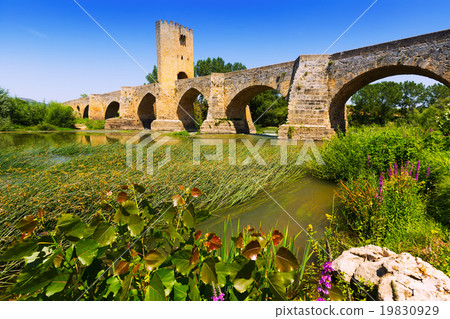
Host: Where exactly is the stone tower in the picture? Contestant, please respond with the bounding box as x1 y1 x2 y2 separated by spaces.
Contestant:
156 20 194 84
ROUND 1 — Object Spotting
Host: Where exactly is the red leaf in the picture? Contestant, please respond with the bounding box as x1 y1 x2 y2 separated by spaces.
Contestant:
205 233 222 252
259 226 266 237
190 246 199 265
234 232 244 249
38 208 44 219
114 261 130 276
191 187 202 198
172 194 185 206
121 185 129 190
194 230 202 240
117 191 128 203
272 230 284 247
242 240 261 260
132 263 141 274
178 185 185 191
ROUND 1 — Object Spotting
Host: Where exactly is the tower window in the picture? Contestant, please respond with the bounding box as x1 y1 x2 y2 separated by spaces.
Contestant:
181 55 183 60
179 34 186 46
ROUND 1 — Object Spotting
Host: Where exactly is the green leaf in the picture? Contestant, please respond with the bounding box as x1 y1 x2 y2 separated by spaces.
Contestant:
275 247 299 272
132 183 146 193
0 239 38 262
75 239 99 266
16 215 38 234
168 223 185 243
171 250 191 276
173 282 189 301
144 250 165 271
188 277 201 301
161 203 177 223
56 214 86 240
145 274 165 301
233 278 254 293
216 261 239 287
155 268 175 297
232 260 256 293
13 269 58 296
127 214 145 237
104 276 121 298
92 222 116 246
200 257 217 285
122 200 139 215
120 273 133 301
182 203 195 228
45 273 70 297
267 272 287 301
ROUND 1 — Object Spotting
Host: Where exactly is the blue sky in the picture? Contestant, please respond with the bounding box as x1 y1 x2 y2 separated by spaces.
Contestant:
0 0 449 102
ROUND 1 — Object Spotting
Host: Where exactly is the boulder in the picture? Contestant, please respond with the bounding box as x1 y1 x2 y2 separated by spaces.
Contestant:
332 245 450 301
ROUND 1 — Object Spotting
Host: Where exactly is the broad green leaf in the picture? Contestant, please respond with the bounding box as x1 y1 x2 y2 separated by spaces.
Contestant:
275 247 299 272
145 274 165 301
56 214 86 240
168 223 185 243
0 239 38 262
144 250 165 271
92 222 116 246
200 257 217 285
161 203 177 223
122 200 139 215
171 250 191 276
155 268 175 296
233 277 254 293
182 203 195 228
45 273 70 297
104 276 121 298
267 272 287 301
120 273 133 301
242 240 261 260
188 277 201 301
216 261 239 287
75 239 99 266
16 215 38 234
173 282 189 301
127 214 145 237
132 183 146 193
13 269 58 296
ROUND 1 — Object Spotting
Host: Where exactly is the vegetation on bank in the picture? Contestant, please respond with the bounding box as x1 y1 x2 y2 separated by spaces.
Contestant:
310 126 450 276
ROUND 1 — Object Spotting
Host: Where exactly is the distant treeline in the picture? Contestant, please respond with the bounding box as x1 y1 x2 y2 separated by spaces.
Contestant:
0 87 75 131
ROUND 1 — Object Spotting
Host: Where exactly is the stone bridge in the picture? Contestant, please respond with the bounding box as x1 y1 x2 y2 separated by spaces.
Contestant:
64 26 449 140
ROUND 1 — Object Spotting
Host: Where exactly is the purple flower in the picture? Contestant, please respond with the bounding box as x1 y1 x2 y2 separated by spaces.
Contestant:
366 154 370 166
426 166 430 177
317 298 326 301
415 160 420 181
394 162 398 176
211 283 225 301
388 166 392 177
317 261 333 301
378 173 384 200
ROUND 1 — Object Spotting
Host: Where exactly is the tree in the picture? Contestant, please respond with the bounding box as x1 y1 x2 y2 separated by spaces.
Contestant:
194 57 246 77
0 87 12 130
248 90 288 127
80 94 88 98
349 82 402 126
145 65 158 84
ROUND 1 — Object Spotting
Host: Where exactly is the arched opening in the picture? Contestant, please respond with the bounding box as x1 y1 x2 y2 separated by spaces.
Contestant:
137 93 156 129
177 72 188 80
177 88 209 132
226 85 288 134
105 101 120 120
83 105 89 119
76 105 80 112
330 65 450 132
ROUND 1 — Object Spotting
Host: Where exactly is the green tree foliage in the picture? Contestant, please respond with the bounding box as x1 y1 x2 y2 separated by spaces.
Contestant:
349 81 450 128
10 98 46 126
0 88 12 130
44 102 76 128
249 90 288 127
194 57 246 76
145 65 158 84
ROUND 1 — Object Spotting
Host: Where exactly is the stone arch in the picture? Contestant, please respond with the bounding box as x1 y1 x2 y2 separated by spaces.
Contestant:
177 72 188 80
177 87 209 131
105 101 120 119
76 105 80 112
137 93 156 129
329 65 450 132
226 85 286 134
83 105 89 119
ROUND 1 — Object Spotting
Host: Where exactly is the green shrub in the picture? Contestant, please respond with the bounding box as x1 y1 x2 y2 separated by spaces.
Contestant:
44 102 76 128
10 99 46 126
75 118 105 130
36 123 58 131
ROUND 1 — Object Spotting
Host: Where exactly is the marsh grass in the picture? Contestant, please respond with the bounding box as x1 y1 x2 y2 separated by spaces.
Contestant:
0 136 307 253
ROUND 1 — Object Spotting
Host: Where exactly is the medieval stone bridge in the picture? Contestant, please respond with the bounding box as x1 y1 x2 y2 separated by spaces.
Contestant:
64 22 449 140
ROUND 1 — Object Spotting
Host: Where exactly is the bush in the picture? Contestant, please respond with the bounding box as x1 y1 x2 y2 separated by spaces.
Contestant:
75 118 105 130
10 99 46 126
44 102 76 128
0 117 12 131
36 123 58 131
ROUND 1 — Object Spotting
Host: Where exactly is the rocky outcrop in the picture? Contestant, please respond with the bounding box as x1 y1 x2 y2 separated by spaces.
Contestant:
333 245 450 301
